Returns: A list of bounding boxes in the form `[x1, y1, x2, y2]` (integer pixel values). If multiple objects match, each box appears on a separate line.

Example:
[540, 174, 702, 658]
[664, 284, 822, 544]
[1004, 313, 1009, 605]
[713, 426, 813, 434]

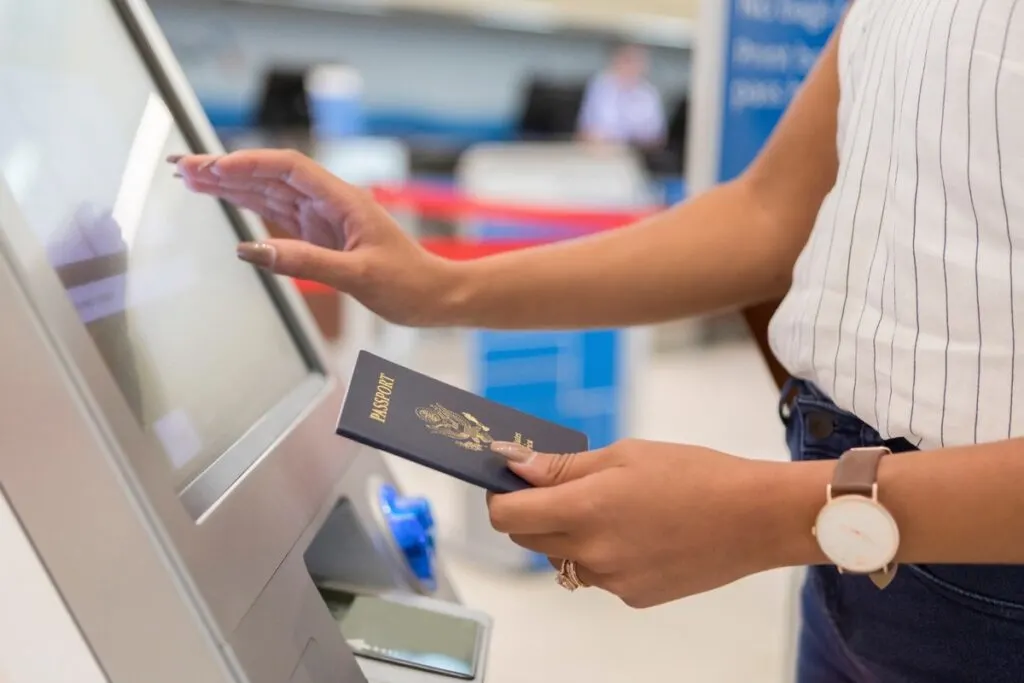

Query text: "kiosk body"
[0, 1, 483, 681]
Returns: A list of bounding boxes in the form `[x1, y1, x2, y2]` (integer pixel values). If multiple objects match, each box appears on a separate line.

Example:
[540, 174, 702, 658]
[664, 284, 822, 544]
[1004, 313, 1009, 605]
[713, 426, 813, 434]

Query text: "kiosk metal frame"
[0, 1, 470, 681]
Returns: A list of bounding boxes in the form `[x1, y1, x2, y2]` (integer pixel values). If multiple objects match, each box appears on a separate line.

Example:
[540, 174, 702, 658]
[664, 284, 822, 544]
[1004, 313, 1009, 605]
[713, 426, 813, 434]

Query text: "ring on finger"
[557, 559, 589, 591]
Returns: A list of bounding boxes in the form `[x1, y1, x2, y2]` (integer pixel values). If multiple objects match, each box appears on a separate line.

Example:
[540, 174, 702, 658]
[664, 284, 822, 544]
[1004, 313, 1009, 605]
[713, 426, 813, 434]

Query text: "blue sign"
[718, 0, 846, 182]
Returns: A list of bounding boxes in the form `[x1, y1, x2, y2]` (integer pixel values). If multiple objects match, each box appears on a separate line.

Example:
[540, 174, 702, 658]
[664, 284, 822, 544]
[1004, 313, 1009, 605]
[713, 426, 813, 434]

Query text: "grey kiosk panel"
[0, 0, 488, 681]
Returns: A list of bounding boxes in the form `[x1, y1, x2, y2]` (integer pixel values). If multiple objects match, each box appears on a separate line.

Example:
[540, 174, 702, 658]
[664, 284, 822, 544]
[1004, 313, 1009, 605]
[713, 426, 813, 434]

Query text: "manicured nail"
[237, 242, 277, 269]
[491, 441, 536, 464]
[166, 154, 183, 163]
[172, 171, 183, 179]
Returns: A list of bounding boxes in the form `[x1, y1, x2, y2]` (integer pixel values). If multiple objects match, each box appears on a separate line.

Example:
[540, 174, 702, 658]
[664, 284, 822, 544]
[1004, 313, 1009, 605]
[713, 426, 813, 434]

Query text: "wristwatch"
[812, 446, 900, 589]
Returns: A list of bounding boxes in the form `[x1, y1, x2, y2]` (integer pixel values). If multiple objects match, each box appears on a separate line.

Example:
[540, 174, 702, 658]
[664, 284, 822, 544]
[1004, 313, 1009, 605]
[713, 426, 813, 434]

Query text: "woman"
[173, 1, 1024, 679]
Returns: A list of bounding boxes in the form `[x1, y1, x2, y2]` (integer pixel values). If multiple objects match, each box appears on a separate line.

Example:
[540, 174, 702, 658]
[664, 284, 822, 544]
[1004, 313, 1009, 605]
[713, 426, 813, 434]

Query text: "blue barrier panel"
[717, 0, 846, 182]
[469, 222, 626, 452]
[465, 220, 628, 571]
[660, 178, 687, 206]
[472, 328, 622, 450]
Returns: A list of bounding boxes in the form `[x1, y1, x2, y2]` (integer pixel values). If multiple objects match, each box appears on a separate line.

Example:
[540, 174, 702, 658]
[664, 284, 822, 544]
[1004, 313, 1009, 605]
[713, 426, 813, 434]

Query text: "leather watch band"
[831, 446, 887, 498]
[831, 447, 898, 589]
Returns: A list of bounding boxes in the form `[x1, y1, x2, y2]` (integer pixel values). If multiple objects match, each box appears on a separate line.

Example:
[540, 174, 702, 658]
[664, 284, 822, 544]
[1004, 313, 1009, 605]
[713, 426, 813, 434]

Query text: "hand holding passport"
[337, 351, 589, 493]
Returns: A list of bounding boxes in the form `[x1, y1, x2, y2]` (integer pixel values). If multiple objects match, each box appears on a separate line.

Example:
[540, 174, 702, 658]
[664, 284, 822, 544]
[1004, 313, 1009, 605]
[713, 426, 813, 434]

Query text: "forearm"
[764, 440, 1024, 569]
[437, 22, 845, 331]
[439, 179, 800, 330]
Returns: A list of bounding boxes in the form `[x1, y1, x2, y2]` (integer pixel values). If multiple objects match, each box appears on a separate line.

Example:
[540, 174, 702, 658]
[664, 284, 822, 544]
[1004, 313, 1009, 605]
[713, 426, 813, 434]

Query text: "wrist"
[745, 460, 834, 570]
[431, 257, 476, 327]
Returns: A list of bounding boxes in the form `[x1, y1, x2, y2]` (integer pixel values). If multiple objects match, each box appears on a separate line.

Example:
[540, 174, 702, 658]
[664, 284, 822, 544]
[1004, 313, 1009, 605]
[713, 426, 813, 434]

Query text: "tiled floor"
[371, 326, 802, 683]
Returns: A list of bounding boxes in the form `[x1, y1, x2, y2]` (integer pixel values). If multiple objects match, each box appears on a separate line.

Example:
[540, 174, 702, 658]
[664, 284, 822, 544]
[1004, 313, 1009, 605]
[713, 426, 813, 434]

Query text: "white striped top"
[768, 0, 1024, 450]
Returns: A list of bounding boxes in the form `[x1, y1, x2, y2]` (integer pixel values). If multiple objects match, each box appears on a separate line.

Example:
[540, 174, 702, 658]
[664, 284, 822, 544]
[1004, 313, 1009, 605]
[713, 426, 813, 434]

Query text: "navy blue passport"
[336, 350, 589, 493]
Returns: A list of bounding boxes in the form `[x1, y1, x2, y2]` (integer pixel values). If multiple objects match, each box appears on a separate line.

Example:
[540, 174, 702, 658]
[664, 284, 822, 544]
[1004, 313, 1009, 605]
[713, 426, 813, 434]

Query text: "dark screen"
[327, 594, 481, 680]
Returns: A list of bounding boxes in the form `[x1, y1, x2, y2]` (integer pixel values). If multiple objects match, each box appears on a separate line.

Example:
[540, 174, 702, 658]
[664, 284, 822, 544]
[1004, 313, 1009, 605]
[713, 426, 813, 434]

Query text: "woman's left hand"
[487, 439, 818, 608]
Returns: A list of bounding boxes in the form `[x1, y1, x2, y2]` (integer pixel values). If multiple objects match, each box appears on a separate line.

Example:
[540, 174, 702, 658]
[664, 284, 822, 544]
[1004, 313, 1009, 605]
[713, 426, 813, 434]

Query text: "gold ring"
[557, 559, 585, 591]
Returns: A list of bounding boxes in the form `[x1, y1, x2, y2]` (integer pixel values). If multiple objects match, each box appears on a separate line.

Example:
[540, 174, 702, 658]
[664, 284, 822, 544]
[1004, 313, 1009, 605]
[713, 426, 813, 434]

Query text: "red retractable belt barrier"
[370, 183, 660, 233]
[291, 183, 662, 295]
[292, 239, 549, 295]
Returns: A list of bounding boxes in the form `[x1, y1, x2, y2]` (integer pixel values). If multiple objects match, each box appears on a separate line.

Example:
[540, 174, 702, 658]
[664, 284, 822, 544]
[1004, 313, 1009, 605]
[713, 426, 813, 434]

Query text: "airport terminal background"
[0, 0, 842, 681]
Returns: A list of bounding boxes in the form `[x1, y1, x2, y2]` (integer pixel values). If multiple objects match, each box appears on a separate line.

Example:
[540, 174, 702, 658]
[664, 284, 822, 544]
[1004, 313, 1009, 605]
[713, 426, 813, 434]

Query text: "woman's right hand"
[171, 149, 461, 327]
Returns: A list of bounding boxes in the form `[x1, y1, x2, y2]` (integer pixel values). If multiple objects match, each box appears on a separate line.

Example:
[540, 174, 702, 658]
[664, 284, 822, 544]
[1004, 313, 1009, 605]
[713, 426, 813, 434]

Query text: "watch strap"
[831, 447, 898, 588]
[831, 446, 888, 498]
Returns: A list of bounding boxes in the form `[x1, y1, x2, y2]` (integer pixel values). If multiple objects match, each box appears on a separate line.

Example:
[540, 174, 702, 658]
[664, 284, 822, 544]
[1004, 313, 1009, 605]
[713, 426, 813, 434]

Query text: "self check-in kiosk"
[0, 1, 490, 681]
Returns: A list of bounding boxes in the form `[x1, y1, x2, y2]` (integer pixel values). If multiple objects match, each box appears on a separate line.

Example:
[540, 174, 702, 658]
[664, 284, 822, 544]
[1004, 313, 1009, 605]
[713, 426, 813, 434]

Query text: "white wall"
[150, 0, 691, 126]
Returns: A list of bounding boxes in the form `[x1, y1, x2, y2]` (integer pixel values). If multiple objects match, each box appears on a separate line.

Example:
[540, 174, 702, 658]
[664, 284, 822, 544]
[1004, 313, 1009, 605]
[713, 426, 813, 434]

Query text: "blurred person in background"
[575, 43, 666, 148]
[172, 1, 1024, 679]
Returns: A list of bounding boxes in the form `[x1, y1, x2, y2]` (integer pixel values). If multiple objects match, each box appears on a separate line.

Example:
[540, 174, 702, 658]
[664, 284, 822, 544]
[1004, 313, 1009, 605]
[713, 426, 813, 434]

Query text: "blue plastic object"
[378, 484, 437, 591]
[309, 96, 365, 139]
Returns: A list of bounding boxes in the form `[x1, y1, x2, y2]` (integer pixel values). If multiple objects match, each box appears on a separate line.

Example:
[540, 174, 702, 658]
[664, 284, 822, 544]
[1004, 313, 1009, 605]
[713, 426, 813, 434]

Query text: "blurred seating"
[514, 76, 689, 177]
[245, 66, 689, 181]
[640, 94, 689, 176]
[667, 95, 690, 159]
[255, 68, 311, 134]
[514, 76, 587, 141]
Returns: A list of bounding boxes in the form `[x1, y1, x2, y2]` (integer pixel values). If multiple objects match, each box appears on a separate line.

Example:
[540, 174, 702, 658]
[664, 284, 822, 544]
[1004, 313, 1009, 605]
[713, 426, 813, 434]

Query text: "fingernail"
[237, 242, 276, 269]
[491, 441, 535, 464]
[172, 171, 183, 179]
[166, 154, 183, 163]
[198, 157, 220, 172]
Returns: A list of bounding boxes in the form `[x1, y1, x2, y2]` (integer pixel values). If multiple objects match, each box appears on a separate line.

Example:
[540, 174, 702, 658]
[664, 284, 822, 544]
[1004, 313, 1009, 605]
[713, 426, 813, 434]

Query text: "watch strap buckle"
[870, 563, 898, 589]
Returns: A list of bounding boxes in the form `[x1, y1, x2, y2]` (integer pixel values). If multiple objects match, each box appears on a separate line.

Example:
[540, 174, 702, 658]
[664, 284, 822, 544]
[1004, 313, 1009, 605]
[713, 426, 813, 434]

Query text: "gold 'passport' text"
[369, 373, 396, 424]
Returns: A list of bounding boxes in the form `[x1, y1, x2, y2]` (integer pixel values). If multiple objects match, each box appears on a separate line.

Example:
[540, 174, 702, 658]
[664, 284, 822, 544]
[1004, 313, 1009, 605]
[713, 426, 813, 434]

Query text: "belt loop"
[779, 378, 800, 423]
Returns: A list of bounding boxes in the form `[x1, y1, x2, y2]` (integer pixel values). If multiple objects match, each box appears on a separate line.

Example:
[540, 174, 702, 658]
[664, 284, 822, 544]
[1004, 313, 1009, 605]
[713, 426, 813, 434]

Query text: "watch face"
[815, 495, 899, 573]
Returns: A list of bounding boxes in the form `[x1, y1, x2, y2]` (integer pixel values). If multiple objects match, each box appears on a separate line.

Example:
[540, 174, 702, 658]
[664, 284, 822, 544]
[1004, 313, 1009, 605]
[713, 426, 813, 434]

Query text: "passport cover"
[336, 350, 589, 493]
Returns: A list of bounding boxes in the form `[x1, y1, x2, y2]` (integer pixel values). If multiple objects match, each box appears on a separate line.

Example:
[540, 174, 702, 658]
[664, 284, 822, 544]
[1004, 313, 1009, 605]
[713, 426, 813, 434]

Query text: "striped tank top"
[768, 0, 1024, 449]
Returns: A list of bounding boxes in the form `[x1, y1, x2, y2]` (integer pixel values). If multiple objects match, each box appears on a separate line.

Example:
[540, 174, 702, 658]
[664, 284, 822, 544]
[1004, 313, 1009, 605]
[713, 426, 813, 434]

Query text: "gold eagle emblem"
[415, 403, 494, 451]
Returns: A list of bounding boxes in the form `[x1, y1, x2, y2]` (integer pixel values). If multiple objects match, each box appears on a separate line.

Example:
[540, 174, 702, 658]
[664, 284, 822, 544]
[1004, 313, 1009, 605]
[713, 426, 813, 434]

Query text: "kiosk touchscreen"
[0, 1, 488, 682]
[0, 0, 318, 519]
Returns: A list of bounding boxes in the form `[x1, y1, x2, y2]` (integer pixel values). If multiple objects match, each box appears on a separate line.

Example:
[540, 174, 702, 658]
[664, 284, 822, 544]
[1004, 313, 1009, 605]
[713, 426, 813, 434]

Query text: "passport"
[336, 350, 589, 493]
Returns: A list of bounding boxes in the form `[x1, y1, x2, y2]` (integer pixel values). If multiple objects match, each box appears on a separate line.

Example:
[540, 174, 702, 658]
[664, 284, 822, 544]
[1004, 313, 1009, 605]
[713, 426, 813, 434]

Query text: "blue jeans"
[782, 380, 1024, 683]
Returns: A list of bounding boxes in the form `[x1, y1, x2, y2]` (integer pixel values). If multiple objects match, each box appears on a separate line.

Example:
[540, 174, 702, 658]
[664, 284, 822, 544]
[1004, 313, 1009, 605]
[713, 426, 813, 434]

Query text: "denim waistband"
[779, 378, 916, 454]
[780, 378, 1024, 614]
